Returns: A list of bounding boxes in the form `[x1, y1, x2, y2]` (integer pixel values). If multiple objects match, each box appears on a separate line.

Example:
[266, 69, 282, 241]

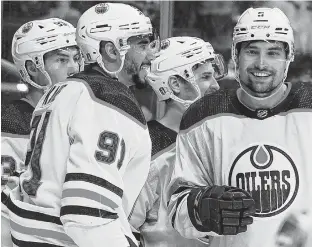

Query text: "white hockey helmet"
[76, 2, 154, 77]
[231, 7, 295, 81]
[12, 18, 79, 91]
[146, 37, 227, 106]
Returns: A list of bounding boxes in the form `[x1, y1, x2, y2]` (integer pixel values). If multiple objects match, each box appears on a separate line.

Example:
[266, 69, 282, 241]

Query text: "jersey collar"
[232, 82, 293, 119]
[89, 65, 118, 81]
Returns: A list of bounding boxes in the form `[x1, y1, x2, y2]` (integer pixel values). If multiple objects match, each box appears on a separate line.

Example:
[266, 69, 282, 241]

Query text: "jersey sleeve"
[1, 135, 28, 238]
[129, 160, 160, 230]
[167, 125, 215, 240]
[59, 87, 135, 247]
[1, 134, 28, 189]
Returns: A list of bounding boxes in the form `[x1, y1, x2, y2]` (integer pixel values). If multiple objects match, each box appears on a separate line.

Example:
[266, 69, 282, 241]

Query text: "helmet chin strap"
[97, 46, 129, 79]
[169, 79, 201, 108]
[24, 67, 52, 92]
[39, 68, 54, 92]
[283, 60, 291, 83]
[239, 81, 285, 104]
[170, 94, 194, 108]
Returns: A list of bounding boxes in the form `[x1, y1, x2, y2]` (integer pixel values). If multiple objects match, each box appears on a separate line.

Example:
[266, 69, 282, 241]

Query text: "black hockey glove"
[187, 185, 256, 235]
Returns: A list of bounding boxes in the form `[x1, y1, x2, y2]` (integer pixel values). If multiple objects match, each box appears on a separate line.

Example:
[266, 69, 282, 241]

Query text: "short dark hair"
[176, 75, 188, 84]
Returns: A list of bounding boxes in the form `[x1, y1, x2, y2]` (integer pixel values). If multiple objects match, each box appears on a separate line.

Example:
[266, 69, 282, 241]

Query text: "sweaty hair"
[176, 75, 188, 84]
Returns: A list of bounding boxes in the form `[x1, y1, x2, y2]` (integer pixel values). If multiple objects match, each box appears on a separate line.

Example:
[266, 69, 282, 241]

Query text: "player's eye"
[140, 43, 149, 50]
[246, 49, 258, 55]
[73, 55, 81, 63]
[57, 58, 69, 63]
[267, 51, 281, 57]
[192, 63, 200, 71]
[202, 73, 212, 79]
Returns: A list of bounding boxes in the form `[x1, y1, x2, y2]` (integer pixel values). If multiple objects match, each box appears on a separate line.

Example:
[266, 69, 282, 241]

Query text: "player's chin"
[249, 87, 272, 98]
[247, 81, 274, 97]
[205, 86, 219, 95]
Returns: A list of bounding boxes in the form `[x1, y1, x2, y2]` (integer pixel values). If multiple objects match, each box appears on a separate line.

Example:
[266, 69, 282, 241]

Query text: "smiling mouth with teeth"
[251, 72, 271, 77]
[140, 64, 150, 70]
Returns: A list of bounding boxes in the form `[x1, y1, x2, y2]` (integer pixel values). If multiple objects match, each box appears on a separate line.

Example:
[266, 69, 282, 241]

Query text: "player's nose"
[145, 41, 160, 62]
[205, 78, 220, 95]
[67, 59, 80, 77]
[254, 53, 268, 70]
[211, 79, 220, 91]
[145, 51, 156, 62]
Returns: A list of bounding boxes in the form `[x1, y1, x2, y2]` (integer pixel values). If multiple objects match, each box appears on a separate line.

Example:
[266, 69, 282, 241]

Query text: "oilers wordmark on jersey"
[228, 144, 299, 218]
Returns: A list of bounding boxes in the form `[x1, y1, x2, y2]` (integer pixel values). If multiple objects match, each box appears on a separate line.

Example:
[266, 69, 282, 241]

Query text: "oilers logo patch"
[95, 3, 109, 14]
[228, 144, 299, 218]
[161, 39, 170, 50]
[22, 22, 33, 34]
[53, 21, 69, 27]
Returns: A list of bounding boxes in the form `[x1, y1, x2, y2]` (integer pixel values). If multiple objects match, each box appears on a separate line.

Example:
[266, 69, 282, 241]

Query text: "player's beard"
[124, 57, 147, 89]
[132, 74, 146, 89]
[243, 67, 280, 97]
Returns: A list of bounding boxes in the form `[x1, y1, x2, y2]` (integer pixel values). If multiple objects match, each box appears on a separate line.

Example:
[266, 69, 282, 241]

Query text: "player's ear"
[168, 75, 181, 94]
[25, 60, 39, 77]
[100, 41, 118, 62]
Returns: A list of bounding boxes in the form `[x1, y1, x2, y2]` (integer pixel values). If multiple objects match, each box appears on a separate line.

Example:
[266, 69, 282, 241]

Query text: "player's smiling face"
[238, 40, 287, 98]
[192, 61, 220, 96]
[124, 35, 158, 89]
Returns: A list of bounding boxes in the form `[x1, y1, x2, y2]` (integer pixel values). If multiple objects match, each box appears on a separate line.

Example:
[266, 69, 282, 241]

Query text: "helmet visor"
[127, 28, 160, 55]
[212, 54, 228, 80]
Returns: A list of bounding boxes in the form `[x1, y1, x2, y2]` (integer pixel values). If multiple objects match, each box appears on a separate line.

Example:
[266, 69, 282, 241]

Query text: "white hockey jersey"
[129, 120, 209, 247]
[1, 99, 34, 188]
[5, 68, 151, 247]
[168, 82, 312, 247]
[1, 99, 34, 247]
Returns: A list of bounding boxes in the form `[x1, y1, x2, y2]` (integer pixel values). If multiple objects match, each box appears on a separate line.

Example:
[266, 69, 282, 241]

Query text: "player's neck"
[158, 101, 185, 133]
[25, 86, 45, 108]
[92, 64, 134, 87]
[237, 83, 288, 110]
[117, 70, 135, 87]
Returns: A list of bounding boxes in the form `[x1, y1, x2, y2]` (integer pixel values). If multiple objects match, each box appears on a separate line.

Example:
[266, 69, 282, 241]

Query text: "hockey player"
[1, 18, 81, 247]
[2, 18, 81, 187]
[168, 7, 312, 247]
[129, 36, 227, 246]
[3, 3, 157, 247]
